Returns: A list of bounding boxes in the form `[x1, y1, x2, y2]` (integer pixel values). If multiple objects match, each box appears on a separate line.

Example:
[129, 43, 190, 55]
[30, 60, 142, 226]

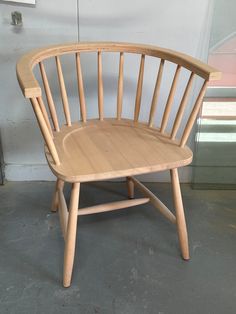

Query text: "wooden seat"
[16, 42, 221, 287]
[47, 119, 192, 182]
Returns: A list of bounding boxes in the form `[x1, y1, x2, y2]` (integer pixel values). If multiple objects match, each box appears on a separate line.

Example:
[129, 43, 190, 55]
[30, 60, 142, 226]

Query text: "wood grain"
[46, 119, 193, 183]
[17, 42, 221, 98]
[78, 198, 149, 216]
[16, 42, 221, 288]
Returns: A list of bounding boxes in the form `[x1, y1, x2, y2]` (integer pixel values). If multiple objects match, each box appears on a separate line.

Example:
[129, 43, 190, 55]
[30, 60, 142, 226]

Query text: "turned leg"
[126, 176, 134, 199]
[63, 182, 80, 287]
[51, 179, 64, 212]
[170, 168, 190, 260]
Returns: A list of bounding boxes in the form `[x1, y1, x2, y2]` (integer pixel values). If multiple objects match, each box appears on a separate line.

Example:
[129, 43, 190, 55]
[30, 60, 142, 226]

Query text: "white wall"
[0, 0, 212, 181]
[0, 0, 78, 180]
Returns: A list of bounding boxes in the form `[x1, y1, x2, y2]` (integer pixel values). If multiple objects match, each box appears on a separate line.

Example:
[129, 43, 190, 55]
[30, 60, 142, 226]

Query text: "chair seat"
[46, 119, 193, 182]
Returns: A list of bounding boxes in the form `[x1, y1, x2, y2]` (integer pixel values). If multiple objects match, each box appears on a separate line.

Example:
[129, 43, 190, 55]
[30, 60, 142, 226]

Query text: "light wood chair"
[16, 42, 220, 287]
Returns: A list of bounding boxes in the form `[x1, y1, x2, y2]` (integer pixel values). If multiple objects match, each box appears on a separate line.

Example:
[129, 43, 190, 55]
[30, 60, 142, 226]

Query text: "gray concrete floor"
[0, 181, 236, 314]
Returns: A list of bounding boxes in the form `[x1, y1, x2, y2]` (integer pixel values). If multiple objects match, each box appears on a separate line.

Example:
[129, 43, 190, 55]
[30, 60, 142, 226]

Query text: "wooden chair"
[16, 42, 220, 287]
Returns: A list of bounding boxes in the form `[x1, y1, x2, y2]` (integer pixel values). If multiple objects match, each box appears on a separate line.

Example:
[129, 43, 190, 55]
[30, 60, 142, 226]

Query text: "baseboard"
[4, 163, 192, 183]
[5, 164, 56, 181]
[137, 167, 192, 183]
[192, 183, 236, 190]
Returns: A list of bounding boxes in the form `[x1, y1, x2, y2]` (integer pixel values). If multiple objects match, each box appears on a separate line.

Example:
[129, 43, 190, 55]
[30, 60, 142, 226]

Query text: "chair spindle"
[117, 52, 124, 120]
[97, 51, 104, 120]
[37, 96, 53, 136]
[171, 72, 195, 140]
[134, 54, 145, 122]
[148, 59, 165, 127]
[76, 53, 87, 122]
[180, 80, 208, 147]
[31, 97, 60, 165]
[39, 62, 60, 132]
[160, 64, 181, 133]
[55, 56, 71, 126]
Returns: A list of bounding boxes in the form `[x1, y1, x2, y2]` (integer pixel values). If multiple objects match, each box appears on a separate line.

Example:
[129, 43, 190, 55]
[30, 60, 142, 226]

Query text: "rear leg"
[51, 179, 65, 212]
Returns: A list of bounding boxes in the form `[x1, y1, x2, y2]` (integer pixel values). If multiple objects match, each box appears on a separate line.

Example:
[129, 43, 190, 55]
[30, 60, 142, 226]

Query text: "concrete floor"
[0, 181, 236, 314]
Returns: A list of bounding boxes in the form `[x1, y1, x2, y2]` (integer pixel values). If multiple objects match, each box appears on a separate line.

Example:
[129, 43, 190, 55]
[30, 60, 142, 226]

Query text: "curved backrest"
[16, 42, 221, 165]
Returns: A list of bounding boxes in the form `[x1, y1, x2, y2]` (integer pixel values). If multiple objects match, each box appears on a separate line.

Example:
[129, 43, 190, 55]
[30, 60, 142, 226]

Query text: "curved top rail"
[16, 41, 221, 98]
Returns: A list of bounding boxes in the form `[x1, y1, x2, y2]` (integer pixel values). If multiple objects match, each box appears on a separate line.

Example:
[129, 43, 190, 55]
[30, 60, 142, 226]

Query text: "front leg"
[170, 168, 190, 260]
[63, 182, 80, 287]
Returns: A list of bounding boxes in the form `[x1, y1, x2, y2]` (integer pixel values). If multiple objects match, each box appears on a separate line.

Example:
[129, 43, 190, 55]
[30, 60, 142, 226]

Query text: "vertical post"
[97, 51, 104, 120]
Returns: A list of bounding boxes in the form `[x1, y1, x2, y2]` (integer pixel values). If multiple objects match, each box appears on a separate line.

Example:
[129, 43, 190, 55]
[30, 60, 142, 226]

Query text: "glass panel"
[208, 0, 236, 87]
[192, 101, 236, 189]
[193, 0, 236, 189]
[0, 132, 4, 185]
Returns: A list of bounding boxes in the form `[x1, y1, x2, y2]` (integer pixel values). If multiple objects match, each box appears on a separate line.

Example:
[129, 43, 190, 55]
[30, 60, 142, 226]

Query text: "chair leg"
[170, 168, 190, 260]
[63, 182, 80, 287]
[51, 179, 64, 212]
[126, 176, 134, 199]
